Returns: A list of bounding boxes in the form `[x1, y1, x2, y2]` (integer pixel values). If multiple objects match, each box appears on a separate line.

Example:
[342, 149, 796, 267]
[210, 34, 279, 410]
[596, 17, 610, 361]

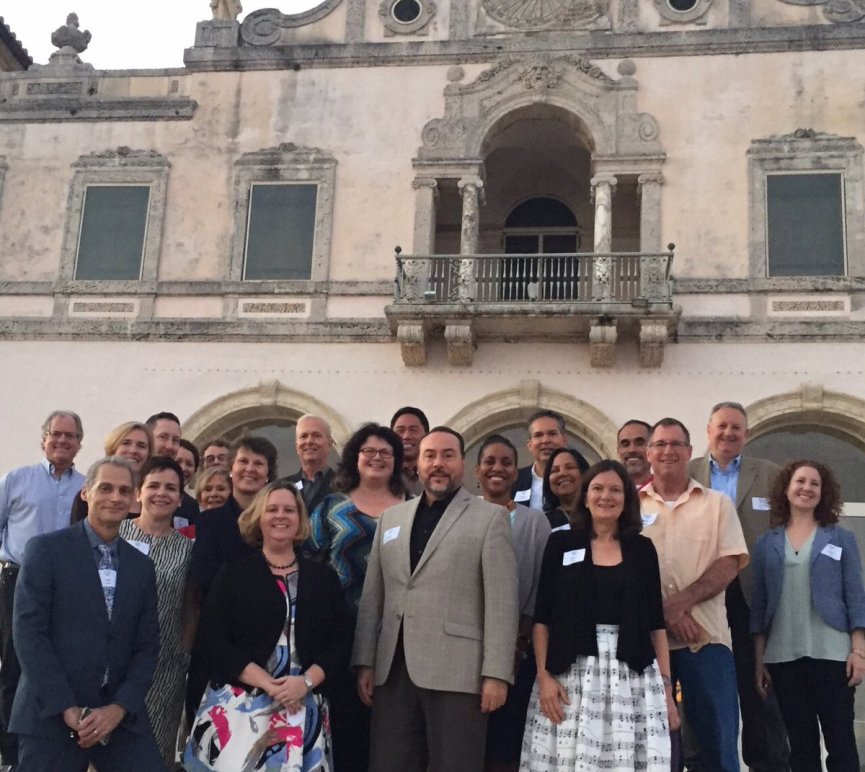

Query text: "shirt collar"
[709, 454, 742, 473]
[82, 518, 119, 550]
[41, 457, 77, 478]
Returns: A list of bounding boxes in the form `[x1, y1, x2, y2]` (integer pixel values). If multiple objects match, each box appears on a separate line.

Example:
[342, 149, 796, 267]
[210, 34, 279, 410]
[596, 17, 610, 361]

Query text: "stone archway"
[445, 379, 617, 459]
[182, 380, 350, 448]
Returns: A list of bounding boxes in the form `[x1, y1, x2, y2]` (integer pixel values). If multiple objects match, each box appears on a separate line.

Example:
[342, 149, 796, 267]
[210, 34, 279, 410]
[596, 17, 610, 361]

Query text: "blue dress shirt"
[709, 454, 741, 503]
[0, 459, 85, 564]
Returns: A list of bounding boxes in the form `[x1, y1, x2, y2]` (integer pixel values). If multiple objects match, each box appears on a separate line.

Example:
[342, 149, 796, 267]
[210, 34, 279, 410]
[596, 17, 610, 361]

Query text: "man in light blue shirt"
[0, 410, 85, 768]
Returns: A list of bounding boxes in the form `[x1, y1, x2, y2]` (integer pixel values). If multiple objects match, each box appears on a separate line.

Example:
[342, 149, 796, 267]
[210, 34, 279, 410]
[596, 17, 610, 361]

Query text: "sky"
[4, 0, 319, 69]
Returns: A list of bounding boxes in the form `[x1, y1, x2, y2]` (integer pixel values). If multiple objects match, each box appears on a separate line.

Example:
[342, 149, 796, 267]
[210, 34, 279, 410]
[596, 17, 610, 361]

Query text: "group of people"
[0, 401, 863, 772]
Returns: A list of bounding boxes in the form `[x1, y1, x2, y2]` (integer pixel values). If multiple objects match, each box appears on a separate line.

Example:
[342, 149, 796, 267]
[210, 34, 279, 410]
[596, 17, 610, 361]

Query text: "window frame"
[230, 145, 336, 284]
[748, 131, 865, 279]
[59, 148, 170, 284]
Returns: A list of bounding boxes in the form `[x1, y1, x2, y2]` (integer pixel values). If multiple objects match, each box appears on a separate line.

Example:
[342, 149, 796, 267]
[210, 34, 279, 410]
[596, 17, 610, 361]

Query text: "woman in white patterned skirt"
[521, 459, 679, 771]
[120, 455, 194, 767]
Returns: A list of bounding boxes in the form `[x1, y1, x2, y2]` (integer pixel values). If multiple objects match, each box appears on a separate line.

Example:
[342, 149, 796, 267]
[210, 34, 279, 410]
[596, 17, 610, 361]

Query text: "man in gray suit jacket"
[353, 427, 519, 772]
[688, 402, 788, 772]
[10, 457, 164, 772]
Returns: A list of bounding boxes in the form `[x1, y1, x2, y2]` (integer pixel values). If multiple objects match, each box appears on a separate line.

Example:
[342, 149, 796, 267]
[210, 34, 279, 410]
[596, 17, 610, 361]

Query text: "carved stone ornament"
[482, 0, 607, 29]
[240, 1, 344, 45]
[51, 13, 91, 53]
[211, 0, 243, 21]
[654, 0, 713, 25]
[417, 55, 662, 162]
[775, 0, 865, 22]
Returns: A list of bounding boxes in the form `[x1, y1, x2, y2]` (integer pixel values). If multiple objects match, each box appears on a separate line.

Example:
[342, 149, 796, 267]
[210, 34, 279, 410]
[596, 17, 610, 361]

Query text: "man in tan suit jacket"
[353, 427, 518, 772]
[688, 401, 788, 772]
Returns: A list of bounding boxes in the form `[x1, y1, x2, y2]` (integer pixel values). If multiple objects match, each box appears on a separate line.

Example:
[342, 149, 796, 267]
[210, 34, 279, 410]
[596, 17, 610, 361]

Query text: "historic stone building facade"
[2, 0, 865, 505]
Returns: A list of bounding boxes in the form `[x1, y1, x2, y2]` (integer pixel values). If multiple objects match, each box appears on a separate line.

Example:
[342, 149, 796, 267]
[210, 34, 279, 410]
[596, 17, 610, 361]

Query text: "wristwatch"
[303, 674, 314, 693]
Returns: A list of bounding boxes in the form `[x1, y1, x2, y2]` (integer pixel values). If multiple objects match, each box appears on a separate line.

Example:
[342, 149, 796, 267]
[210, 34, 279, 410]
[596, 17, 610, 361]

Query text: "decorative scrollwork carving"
[824, 0, 865, 22]
[240, 2, 344, 45]
[482, 0, 605, 28]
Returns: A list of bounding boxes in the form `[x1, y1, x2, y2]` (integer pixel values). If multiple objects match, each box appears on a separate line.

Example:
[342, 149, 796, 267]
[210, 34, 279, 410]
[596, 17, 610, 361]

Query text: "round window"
[392, 0, 423, 24]
[668, 0, 698, 10]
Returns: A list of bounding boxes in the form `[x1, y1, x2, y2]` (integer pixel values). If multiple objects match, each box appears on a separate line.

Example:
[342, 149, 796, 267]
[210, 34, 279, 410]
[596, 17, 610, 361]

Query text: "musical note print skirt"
[520, 624, 671, 771]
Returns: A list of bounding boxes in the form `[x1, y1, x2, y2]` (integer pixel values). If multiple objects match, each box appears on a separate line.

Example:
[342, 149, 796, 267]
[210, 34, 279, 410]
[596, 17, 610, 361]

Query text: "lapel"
[767, 527, 785, 564]
[397, 497, 422, 581]
[73, 523, 112, 628]
[810, 526, 832, 568]
[735, 458, 757, 509]
[411, 488, 471, 577]
[693, 457, 711, 487]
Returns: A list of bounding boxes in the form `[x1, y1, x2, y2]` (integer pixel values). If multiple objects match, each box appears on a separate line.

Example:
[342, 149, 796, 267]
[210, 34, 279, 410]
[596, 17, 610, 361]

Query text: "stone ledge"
[0, 97, 197, 123]
[0, 279, 393, 295]
[676, 277, 865, 293]
[183, 24, 865, 71]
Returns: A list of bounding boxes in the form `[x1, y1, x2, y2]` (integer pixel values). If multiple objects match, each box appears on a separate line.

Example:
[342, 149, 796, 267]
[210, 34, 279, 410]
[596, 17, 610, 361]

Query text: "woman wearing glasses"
[302, 422, 405, 772]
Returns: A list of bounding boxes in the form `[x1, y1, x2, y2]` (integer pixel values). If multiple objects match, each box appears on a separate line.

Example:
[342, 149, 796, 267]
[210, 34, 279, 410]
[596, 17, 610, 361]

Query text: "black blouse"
[534, 529, 664, 674]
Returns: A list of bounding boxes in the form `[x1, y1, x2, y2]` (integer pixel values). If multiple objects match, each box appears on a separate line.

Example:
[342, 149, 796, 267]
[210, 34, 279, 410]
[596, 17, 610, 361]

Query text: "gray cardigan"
[750, 524, 865, 636]
[510, 502, 551, 617]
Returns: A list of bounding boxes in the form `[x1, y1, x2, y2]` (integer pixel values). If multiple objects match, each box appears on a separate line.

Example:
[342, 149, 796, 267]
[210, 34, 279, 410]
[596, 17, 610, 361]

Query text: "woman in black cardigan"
[520, 460, 678, 771]
[183, 480, 350, 771]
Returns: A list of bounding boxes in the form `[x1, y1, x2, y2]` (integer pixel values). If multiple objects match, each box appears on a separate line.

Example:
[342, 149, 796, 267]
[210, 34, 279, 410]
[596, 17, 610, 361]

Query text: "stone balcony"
[385, 247, 681, 367]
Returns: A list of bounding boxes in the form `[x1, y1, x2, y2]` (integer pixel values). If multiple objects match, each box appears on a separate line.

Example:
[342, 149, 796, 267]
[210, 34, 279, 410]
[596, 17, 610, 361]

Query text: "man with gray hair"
[10, 456, 163, 770]
[688, 401, 788, 772]
[287, 414, 335, 513]
[0, 410, 85, 768]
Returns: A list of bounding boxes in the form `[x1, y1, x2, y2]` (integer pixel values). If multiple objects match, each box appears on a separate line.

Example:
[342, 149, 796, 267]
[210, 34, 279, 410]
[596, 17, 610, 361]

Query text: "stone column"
[638, 173, 663, 253]
[457, 177, 483, 302]
[402, 177, 438, 302]
[591, 174, 617, 301]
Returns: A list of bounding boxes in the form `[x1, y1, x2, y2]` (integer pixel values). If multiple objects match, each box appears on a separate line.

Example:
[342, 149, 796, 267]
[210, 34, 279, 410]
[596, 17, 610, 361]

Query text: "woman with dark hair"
[184, 480, 350, 771]
[302, 422, 404, 772]
[119, 455, 193, 766]
[752, 460, 865, 772]
[475, 434, 550, 772]
[541, 446, 590, 529]
[521, 459, 677, 771]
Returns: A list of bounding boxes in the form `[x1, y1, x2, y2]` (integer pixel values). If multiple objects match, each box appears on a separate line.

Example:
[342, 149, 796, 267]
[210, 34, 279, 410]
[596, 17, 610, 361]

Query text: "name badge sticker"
[513, 489, 531, 502]
[295, 479, 304, 490]
[383, 526, 401, 545]
[752, 497, 770, 511]
[127, 540, 151, 556]
[641, 513, 658, 527]
[99, 569, 117, 589]
[550, 523, 571, 533]
[173, 517, 189, 530]
[562, 549, 586, 566]
[822, 543, 843, 561]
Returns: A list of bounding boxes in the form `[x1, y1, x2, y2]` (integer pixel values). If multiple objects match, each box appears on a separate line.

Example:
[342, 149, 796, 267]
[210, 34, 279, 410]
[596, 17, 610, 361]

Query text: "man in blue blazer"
[10, 456, 164, 771]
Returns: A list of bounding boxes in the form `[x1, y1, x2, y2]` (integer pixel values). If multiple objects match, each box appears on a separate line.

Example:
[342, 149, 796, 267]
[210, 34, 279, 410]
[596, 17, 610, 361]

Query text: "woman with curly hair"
[751, 459, 865, 772]
[302, 422, 405, 772]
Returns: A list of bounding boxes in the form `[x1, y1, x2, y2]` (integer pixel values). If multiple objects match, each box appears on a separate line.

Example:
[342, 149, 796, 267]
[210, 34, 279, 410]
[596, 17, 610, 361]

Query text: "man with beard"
[353, 427, 518, 772]
[512, 410, 567, 510]
[616, 419, 652, 488]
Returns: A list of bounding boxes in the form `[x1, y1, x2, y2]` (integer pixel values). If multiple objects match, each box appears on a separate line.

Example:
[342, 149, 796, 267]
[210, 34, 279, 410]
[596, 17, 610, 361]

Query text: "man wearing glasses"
[639, 418, 749, 772]
[0, 411, 86, 769]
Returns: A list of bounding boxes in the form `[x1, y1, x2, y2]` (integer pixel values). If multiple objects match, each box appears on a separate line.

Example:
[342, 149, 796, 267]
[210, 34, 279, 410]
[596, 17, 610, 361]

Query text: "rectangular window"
[74, 185, 150, 280]
[767, 173, 845, 277]
[244, 183, 317, 280]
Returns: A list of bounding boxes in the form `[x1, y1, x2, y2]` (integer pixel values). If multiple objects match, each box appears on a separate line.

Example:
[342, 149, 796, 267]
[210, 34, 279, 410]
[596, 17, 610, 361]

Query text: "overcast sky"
[5, 1, 318, 69]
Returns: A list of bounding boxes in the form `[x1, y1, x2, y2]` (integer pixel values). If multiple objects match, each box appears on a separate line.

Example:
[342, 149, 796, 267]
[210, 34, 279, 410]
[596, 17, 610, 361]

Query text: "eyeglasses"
[46, 430, 79, 441]
[649, 441, 690, 450]
[360, 447, 394, 460]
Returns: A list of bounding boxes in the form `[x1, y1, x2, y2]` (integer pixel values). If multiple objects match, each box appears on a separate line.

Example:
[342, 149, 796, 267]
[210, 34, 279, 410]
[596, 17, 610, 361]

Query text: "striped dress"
[119, 519, 193, 765]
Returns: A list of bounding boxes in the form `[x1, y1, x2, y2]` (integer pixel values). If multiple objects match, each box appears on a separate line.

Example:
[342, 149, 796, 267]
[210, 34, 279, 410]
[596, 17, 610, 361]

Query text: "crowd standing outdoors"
[0, 401, 863, 771]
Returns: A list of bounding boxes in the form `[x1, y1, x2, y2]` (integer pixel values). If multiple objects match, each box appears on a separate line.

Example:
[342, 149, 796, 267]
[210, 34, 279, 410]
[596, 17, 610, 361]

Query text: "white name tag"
[126, 540, 150, 556]
[513, 489, 531, 502]
[551, 523, 570, 533]
[173, 516, 189, 530]
[295, 479, 304, 490]
[641, 513, 658, 527]
[383, 526, 400, 545]
[99, 569, 117, 589]
[562, 549, 586, 566]
[752, 497, 770, 511]
[822, 544, 842, 561]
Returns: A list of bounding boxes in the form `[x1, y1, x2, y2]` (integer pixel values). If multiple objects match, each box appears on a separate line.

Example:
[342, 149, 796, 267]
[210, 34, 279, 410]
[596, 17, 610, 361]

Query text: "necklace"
[264, 553, 297, 571]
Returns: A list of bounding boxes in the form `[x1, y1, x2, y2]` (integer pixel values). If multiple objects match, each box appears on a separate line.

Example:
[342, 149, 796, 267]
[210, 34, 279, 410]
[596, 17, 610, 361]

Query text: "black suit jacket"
[511, 465, 534, 503]
[535, 528, 664, 674]
[197, 553, 351, 697]
[189, 496, 253, 599]
[10, 523, 160, 738]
